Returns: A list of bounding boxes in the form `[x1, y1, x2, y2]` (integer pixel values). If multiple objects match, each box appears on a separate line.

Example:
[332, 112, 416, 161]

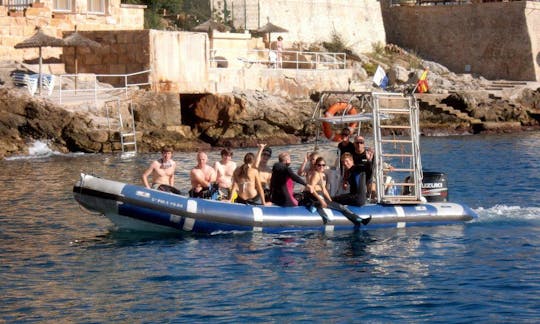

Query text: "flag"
[372, 65, 388, 89]
[416, 68, 429, 93]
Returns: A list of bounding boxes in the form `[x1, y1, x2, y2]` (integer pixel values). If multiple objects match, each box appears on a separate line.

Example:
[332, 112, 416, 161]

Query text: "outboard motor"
[422, 171, 448, 202]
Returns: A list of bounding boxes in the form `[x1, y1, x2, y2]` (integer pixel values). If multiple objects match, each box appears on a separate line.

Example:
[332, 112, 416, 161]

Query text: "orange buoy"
[322, 102, 358, 141]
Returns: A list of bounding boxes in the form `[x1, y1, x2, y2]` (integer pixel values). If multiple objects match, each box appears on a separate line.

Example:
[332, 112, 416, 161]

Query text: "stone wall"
[62, 30, 150, 86]
[0, 0, 144, 64]
[150, 30, 210, 93]
[215, 0, 386, 54]
[210, 67, 353, 98]
[382, 1, 540, 81]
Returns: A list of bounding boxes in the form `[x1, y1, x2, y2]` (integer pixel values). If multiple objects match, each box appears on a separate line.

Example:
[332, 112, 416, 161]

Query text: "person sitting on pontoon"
[332, 152, 367, 207]
[229, 153, 269, 206]
[142, 146, 180, 194]
[297, 151, 320, 179]
[255, 144, 273, 200]
[352, 135, 376, 199]
[189, 151, 216, 198]
[214, 148, 237, 199]
[270, 152, 313, 207]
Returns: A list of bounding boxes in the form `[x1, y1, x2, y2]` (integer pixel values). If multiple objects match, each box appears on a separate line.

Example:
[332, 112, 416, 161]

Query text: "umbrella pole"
[38, 47, 42, 96]
[75, 47, 78, 94]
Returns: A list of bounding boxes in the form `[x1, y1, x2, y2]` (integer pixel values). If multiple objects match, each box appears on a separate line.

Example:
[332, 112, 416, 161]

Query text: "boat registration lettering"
[150, 197, 184, 209]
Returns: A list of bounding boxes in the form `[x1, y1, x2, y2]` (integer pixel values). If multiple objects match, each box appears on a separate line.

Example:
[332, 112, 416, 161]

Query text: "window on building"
[88, 0, 107, 14]
[53, 0, 73, 12]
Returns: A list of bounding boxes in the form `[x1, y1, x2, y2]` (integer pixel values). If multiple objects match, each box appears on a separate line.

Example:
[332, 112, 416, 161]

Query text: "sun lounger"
[12, 73, 55, 96]
[12, 72, 38, 96]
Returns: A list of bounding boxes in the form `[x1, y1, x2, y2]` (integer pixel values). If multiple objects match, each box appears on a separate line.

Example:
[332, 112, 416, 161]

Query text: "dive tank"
[422, 171, 448, 202]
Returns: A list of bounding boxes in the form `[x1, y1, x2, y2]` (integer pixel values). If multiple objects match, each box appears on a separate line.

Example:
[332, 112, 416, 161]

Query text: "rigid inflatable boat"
[73, 92, 478, 234]
[73, 173, 476, 234]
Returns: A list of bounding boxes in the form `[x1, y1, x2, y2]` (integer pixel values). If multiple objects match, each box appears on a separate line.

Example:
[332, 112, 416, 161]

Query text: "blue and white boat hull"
[74, 174, 477, 234]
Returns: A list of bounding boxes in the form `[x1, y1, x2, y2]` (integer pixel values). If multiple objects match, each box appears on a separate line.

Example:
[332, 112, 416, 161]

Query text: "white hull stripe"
[395, 206, 406, 228]
[253, 207, 263, 232]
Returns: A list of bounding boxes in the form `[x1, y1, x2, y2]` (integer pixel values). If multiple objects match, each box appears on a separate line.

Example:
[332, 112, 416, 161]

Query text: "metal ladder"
[105, 99, 137, 156]
[371, 92, 423, 204]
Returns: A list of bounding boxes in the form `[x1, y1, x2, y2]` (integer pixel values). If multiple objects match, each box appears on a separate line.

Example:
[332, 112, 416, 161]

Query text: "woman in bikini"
[229, 153, 269, 205]
[304, 157, 332, 208]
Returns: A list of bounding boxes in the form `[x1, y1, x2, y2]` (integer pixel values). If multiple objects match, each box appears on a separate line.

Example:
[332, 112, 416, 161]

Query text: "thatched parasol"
[254, 19, 288, 48]
[255, 21, 289, 34]
[14, 27, 66, 95]
[63, 26, 101, 90]
[192, 19, 231, 33]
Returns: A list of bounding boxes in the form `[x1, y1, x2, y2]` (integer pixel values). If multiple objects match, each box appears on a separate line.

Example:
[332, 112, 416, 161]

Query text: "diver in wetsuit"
[270, 152, 313, 207]
[332, 152, 371, 225]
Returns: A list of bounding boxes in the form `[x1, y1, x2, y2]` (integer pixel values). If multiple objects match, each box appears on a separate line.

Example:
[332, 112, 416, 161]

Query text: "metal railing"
[1, 0, 35, 11]
[210, 48, 347, 70]
[57, 69, 151, 106]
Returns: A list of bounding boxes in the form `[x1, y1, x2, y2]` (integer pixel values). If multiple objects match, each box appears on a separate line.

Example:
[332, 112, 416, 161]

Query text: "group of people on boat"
[141, 136, 376, 225]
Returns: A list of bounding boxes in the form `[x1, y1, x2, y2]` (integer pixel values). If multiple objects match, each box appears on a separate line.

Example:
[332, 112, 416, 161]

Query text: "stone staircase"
[484, 80, 529, 92]
[415, 93, 482, 125]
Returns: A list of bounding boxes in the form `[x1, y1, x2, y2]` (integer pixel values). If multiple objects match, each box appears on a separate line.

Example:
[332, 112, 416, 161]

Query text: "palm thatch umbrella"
[255, 20, 288, 45]
[192, 19, 231, 33]
[63, 26, 101, 91]
[14, 27, 66, 95]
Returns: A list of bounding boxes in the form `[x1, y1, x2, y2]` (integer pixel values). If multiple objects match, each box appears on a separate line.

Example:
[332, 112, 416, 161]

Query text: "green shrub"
[372, 42, 385, 56]
[363, 62, 377, 75]
[322, 31, 347, 53]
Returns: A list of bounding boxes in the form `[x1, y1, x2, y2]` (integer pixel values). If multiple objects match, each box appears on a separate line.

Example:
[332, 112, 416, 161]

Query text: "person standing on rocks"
[189, 151, 216, 198]
[142, 146, 180, 193]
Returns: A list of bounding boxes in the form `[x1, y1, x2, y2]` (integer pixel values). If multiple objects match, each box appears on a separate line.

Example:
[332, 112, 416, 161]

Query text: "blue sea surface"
[0, 132, 539, 322]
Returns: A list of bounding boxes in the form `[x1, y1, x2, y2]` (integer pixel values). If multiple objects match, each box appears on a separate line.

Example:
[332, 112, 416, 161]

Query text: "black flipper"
[316, 207, 330, 224]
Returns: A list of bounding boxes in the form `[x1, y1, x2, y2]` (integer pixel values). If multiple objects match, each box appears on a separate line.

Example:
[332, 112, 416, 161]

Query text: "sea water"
[0, 133, 539, 322]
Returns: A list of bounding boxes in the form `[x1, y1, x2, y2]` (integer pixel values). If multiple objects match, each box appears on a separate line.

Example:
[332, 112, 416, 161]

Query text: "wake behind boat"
[73, 91, 477, 234]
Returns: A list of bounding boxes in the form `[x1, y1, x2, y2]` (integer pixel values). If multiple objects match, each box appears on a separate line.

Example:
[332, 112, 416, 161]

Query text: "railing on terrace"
[57, 70, 151, 107]
[1, 0, 35, 11]
[210, 48, 347, 70]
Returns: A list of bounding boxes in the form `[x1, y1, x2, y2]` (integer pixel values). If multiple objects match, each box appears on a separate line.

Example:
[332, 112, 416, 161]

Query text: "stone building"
[0, 0, 145, 64]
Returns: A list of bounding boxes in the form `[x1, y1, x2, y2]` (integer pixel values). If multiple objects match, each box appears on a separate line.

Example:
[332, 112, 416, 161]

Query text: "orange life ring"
[322, 102, 358, 141]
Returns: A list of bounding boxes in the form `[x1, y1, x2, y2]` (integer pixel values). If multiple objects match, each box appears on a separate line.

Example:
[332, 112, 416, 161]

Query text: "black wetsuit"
[270, 162, 308, 207]
[353, 150, 374, 184]
[332, 165, 367, 207]
[338, 141, 355, 157]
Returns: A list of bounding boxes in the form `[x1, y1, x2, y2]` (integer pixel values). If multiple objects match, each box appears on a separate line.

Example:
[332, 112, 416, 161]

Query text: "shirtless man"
[214, 148, 237, 199]
[189, 151, 216, 198]
[255, 143, 272, 190]
[229, 153, 269, 205]
[142, 146, 177, 190]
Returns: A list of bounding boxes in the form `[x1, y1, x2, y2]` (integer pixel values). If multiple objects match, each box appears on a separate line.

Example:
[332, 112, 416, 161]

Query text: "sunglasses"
[355, 141, 365, 144]
[262, 153, 271, 157]
[316, 163, 326, 167]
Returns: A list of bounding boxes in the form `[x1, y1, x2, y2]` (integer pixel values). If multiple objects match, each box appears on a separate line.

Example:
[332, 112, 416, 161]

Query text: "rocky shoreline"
[1, 53, 540, 159]
[1, 83, 539, 160]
